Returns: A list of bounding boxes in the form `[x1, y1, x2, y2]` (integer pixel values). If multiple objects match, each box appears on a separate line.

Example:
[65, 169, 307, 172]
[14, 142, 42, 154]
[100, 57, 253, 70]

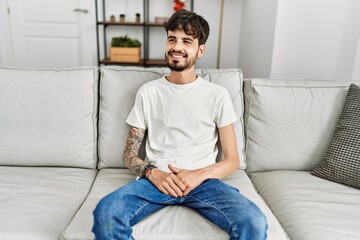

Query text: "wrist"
[143, 165, 157, 179]
[200, 167, 213, 180]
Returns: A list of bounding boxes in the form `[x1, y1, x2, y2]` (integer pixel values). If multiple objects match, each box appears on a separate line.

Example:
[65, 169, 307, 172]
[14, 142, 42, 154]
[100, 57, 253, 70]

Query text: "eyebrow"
[167, 36, 194, 42]
[182, 37, 194, 42]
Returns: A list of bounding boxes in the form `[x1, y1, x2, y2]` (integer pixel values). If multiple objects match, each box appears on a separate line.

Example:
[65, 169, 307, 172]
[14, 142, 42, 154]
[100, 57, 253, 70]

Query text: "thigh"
[186, 179, 250, 208]
[184, 179, 261, 231]
[95, 178, 175, 226]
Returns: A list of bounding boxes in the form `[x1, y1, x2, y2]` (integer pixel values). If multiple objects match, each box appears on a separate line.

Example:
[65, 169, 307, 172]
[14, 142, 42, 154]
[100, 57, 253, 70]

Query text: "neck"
[166, 67, 197, 84]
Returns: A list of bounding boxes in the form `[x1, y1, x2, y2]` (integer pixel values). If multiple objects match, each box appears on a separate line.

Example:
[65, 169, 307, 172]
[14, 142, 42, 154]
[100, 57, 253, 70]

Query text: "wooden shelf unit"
[95, 0, 194, 67]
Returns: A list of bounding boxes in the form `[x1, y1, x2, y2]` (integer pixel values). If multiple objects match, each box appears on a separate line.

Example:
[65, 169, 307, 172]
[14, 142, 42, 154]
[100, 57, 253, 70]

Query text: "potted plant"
[110, 35, 141, 62]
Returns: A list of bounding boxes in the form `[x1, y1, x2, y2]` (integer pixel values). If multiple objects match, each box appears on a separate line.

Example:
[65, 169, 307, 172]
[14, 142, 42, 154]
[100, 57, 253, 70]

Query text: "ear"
[197, 44, 205, 59]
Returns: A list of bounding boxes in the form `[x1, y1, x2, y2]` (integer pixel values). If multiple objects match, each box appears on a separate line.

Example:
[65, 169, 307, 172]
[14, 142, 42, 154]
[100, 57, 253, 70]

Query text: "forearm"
[201, 124, 240, 180]
[123, 154, 149, 177]
[201, 157, 240, 180]
[122, 127, 148, 177]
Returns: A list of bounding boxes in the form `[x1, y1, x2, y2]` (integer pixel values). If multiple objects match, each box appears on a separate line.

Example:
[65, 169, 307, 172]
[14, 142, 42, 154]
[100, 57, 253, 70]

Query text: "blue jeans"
[92, 178, 267, 240]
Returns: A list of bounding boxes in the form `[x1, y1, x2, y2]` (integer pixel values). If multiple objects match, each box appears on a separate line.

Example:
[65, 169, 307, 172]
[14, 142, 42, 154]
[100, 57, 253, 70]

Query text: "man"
[93, 9, 267, 240]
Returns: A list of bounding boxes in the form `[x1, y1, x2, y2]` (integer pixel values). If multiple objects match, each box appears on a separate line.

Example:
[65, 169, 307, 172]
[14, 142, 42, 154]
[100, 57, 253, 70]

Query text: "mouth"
[168, 51, 187, 60]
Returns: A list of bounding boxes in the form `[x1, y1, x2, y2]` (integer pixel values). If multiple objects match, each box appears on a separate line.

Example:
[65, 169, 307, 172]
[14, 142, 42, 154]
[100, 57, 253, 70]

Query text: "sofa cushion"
[98, 66, 246, 169]
[0, 66, 99, 168]
[312, 84, 360, 188]
[62, 169, 288, 240]
[244, 78, 358, 173]
[0, 166, 96, 240]
[249, 171, 360, 240]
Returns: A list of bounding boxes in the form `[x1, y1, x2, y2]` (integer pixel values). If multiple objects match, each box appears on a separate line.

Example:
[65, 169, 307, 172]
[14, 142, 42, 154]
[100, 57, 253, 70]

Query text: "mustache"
[168, 49, 187, 57]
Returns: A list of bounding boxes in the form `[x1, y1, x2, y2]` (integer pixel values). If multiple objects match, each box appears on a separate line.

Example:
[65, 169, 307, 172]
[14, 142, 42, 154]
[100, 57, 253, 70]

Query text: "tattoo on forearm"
[123, 127, 148, 176]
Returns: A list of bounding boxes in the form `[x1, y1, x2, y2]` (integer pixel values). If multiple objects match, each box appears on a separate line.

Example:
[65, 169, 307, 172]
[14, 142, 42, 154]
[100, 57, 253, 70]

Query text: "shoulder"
[198, 77, 229, 98]
[137, 77, 164, 95]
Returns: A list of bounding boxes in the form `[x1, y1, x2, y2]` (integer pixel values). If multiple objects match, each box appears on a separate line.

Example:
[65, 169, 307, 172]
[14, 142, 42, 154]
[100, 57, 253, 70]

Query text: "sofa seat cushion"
[62, 169, 288, 240]
[0, 166, 96, 240]
[249, 170, 360, 240]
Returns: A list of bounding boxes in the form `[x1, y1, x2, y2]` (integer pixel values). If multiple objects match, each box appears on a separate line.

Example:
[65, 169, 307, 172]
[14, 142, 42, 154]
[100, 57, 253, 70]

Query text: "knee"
[233, 204, 268, 240]
[93, 194, 116, 223]
[239, 204, 268, 239]
[247, 209, 267, 237]
[93, 191, 129, 221]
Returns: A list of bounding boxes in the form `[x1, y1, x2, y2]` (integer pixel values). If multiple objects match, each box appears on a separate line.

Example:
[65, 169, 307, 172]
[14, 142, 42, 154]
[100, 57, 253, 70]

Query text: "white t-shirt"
[126, 76, 237, 172]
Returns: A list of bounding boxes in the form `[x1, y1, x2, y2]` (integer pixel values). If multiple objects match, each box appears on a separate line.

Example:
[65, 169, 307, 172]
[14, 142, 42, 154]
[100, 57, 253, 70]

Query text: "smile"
[169, 51, 187, 59]
[171, 54, 185, 59]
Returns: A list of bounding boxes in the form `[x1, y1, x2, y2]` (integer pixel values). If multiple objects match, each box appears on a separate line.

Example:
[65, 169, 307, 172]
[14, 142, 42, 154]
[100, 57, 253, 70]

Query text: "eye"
[183, 39, 193, 45]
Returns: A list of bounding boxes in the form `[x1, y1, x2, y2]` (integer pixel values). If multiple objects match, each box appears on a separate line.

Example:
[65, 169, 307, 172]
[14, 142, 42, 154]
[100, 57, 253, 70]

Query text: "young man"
[93, 10, 267, 240]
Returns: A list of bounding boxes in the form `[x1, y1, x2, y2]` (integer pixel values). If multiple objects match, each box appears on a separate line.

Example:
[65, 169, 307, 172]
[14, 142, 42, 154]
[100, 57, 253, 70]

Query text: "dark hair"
[164, 10, 210, 45]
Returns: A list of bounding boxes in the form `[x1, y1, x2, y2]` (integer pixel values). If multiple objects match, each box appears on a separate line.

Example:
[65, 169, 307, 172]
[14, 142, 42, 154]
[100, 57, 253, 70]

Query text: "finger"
[183, 187, 192, 196]
[170, 174, 186, 191]
[158, 186, 170, 196]
[168, 164, 181, 174]
[164, 184, 179, 198]
[168, 179, 184, 197]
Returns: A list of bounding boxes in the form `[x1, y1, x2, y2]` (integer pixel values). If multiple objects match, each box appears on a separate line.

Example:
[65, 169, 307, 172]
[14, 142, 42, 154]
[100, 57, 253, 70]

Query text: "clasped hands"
[148, 164, 207, 198]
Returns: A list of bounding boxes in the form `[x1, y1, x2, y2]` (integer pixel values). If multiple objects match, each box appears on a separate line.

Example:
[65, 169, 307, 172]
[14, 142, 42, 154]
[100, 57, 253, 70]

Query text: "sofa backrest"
[244, 78, 358, 173]
[0, 66, 99, 168]
[98, 66, 246, 170]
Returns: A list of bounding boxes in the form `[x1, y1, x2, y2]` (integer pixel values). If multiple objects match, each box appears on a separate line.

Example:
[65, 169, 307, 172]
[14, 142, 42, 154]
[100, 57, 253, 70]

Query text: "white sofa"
[0, 66, 359, 240]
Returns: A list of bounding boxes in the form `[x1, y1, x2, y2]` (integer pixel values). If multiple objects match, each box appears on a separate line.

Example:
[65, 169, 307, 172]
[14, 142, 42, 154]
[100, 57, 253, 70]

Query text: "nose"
[172, 41, 183, 51]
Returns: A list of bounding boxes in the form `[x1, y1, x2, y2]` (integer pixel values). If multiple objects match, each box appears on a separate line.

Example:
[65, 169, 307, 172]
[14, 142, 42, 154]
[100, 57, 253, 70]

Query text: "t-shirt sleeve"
[215, 89, 238, 128]
[126, 88, 147, 129]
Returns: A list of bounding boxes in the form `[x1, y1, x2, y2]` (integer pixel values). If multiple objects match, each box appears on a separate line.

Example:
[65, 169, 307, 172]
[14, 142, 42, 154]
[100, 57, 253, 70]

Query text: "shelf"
[100, 58, 144, 65]
[98, 21, 143, 26]
[97, 21, 165, 27]
[146, 22, 166, 27]
[100, 58, 166, 66]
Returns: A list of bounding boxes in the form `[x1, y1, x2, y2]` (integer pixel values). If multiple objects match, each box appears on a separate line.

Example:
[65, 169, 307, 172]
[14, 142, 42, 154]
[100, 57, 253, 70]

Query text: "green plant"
[111, 36, 141, 48]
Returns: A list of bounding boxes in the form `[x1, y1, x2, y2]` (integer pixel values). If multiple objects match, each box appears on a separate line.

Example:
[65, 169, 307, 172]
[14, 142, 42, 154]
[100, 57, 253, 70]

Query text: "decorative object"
[312, 83, 360, 189]
[173, 0, 187, 11]
[155, 16, 168, 24]
[135, 13, 141, 23]
[110, 15, 115, 22]
[110, 36, 141, 62]
[119, 14, 125, 22]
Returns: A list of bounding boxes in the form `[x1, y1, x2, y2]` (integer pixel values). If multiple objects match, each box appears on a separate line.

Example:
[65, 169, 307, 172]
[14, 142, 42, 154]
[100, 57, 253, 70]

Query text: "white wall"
[193, 0, 221, 68]
[353, 37, 360, 80]
[238, 0, 279, 78]
[335, 0, 360, 80]
[219, 0, 242, 68]
[271, 0, 359, 80]
[237, 0, 360, 80]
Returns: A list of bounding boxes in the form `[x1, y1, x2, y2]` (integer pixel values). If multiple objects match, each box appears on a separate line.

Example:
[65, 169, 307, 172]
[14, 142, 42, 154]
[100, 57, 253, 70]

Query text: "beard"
[165, 50, 197, 72]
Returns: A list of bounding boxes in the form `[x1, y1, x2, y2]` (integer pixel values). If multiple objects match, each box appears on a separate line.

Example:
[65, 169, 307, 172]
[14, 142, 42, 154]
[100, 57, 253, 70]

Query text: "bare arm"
[123, 127, 186, 197]
[202, 123, 240, 178]
[122, 127, 148, 177]
[169, 124, 239, 195]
